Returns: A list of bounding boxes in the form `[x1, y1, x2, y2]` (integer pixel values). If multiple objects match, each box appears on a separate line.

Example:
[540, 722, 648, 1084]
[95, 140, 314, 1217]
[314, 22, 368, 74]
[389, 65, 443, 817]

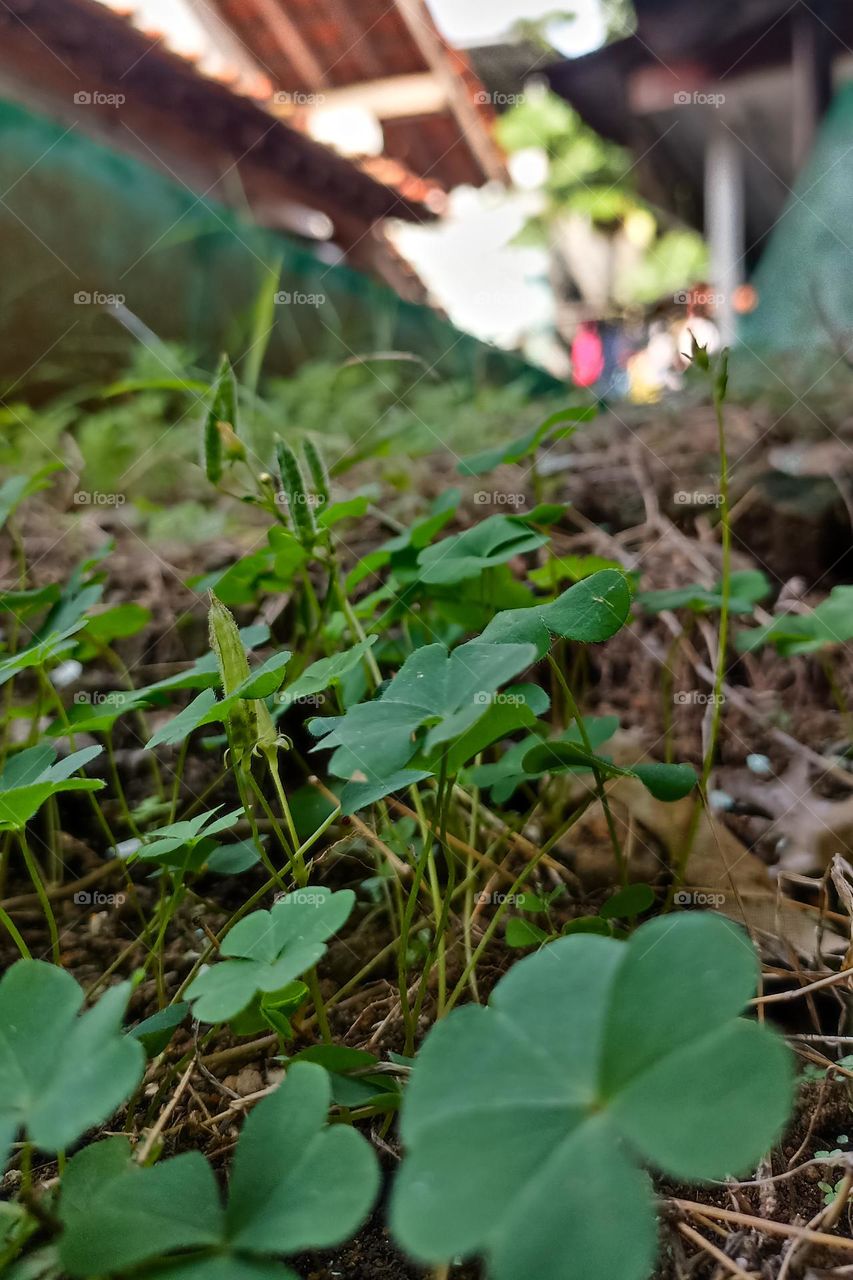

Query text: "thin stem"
[19, 830, 60, 964]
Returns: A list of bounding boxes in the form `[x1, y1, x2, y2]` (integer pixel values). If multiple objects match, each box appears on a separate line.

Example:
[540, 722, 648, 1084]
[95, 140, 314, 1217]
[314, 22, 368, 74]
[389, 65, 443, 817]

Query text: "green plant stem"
[670, 359, 731, 900]
[547, 654, 625, 883]
[19, 830, 60, 964]
[444, 798, 592, 1014]
[0, 906, 31, 959]
[265, 752, 304, 879]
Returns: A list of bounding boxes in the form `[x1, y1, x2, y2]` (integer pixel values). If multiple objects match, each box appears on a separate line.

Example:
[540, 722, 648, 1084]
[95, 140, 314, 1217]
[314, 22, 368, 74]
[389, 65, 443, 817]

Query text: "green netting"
[0, 98, 557, 395]
[738, 81, 853, 381]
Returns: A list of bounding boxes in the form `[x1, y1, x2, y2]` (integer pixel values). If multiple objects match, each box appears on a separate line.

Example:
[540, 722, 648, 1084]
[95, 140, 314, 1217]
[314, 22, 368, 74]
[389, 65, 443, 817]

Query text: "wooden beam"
[250, 0, 330, 89]
[269, 72, 447, 120]
[390, 0, 505, 182]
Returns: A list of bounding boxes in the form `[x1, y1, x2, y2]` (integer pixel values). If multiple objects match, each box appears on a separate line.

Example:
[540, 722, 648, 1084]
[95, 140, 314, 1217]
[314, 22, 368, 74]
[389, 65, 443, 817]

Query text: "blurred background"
[2, 0, 853, 496]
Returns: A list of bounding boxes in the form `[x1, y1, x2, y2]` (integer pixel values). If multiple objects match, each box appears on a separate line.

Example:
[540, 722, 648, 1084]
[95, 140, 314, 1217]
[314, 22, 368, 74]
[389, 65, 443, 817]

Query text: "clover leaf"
[736, 584, 853, 656]
[456, 406, 595, 476]
[467, 715, 619, 803]
[416, 515, 549, 586]
[309, 640, 536, 784]
[481, 569, 632, 654]
[521, 739, 697, 801]
[638, 570, 771, 616]
[0, 744, 104, 832]
[0, 961, 144, 1170]
[58, 1062, 380, 1280]
[390, 913, 793, 1280]
[185, 887, 355, 1022]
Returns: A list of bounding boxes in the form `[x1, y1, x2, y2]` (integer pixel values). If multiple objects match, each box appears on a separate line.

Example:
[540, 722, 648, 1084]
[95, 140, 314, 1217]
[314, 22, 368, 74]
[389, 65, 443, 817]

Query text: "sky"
[425, 0, 607, 57]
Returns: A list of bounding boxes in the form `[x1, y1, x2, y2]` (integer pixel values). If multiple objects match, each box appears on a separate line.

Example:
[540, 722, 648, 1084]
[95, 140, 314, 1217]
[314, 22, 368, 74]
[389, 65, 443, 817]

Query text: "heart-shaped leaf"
[309, 640, 535, 784]
[185, 887, 355, 1022]
[58, 1064, 379, 1278]
[417, 516, 548, 586]
[481, 569, 632, 655]
[0, 745, 104, 832]
[0, 961, 144, 1170]
[521, 740, 697, 801]
[390, 913, 793, 1280]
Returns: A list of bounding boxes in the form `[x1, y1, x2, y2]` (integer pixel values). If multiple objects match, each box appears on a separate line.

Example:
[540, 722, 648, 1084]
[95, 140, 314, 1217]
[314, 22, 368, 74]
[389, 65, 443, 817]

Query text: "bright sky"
[425, 0, 607, 57]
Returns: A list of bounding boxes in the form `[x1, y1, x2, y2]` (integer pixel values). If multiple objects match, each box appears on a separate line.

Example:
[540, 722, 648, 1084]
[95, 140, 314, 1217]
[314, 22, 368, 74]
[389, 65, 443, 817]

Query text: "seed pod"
[302, 438, 330, 507]
[203, 355, 239, 484]
[208, 593, 281, 767]
[276, 439, 316, 546]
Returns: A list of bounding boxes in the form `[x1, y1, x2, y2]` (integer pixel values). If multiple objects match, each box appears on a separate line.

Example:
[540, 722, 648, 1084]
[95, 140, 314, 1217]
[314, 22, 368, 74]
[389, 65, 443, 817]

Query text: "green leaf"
[59, 1139, 224, 1276]
[340, 769, 433, 816]
[0, 467, 60, 531]
[275, 638, 377, 715]
[0, 962, 144, 1169]
[58, 1065, 379, 1278]
[482, 569, 632, 654]
[521, 740, 697, 802]
[638, 571, 771, 616]
[225, 1063, 380, 1252]
[185, 887, 355, 1022]
[390, 914, 793, 1278]
[736, 585, 853, 656]
[467, 715, 619, 803]
[417, 516, 548, 586]
[310, 640, 536, 783]
[0, 745, 105, 832]
[457, 406, 595, 476]
[599, 883, 655, 919]
[505, 917, 549, 948]
[317, 495, 370, 528]
[129, 1003, 190, 1057]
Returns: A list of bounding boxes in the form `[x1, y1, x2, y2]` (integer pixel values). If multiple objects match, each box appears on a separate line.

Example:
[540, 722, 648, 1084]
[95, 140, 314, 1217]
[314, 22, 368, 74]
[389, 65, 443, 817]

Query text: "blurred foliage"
[496, 89, 708, 306]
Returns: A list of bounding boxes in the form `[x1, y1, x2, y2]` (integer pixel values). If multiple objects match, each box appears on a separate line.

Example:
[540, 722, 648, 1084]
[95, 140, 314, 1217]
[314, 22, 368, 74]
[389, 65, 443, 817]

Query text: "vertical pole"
[705, 121, 745, 346]
[792, 2, 833, 170]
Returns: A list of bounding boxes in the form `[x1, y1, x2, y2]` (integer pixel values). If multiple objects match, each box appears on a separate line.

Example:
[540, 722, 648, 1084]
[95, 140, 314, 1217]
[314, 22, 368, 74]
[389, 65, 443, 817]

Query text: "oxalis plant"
[390, 913, 793, 1280]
